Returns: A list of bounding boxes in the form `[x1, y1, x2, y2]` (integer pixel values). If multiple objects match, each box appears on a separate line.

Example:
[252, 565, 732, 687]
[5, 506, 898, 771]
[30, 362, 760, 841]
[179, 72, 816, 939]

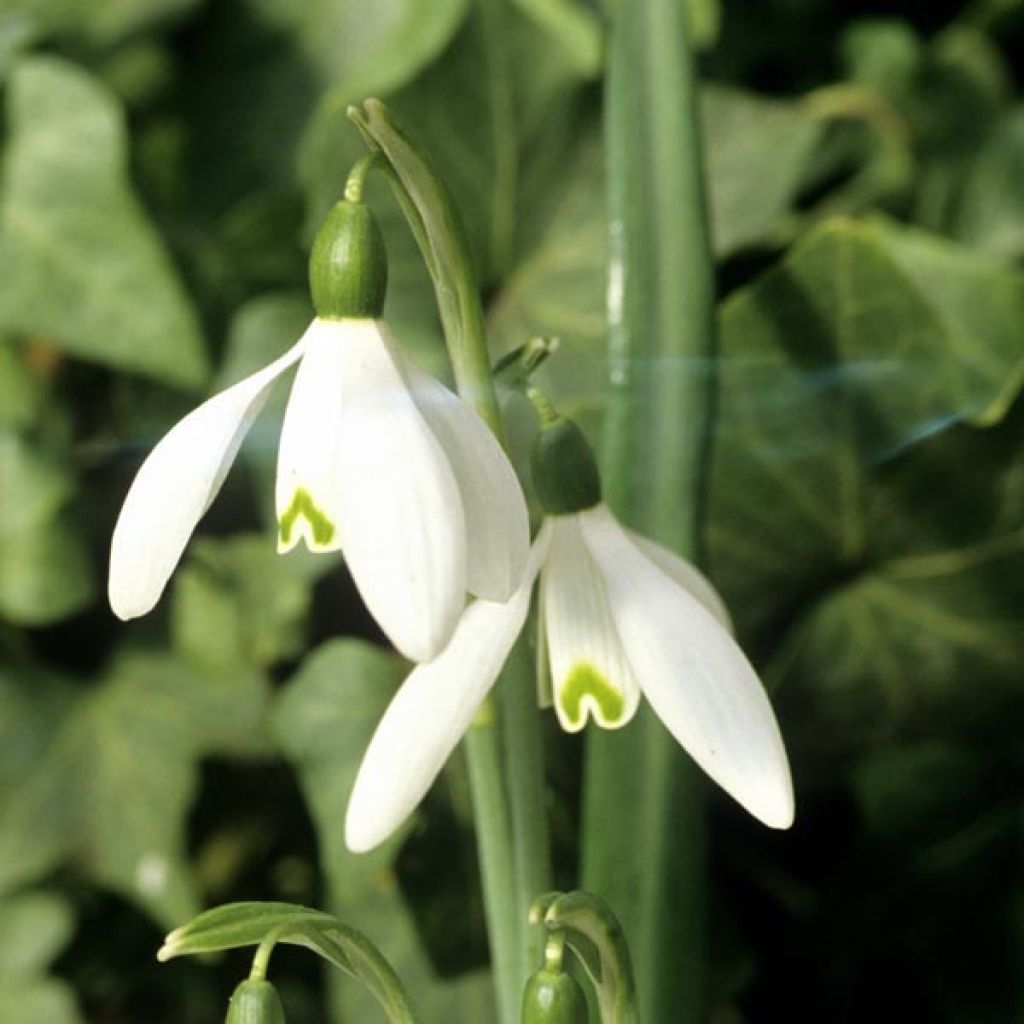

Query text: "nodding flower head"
[108, 197, 529, 663]
[345, 410, 793, 853]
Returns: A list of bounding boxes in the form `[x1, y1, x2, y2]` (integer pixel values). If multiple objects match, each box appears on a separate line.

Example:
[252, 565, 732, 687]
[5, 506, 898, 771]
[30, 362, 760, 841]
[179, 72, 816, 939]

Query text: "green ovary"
[278, 487, 336, 548]
[558, 662, 626, 728]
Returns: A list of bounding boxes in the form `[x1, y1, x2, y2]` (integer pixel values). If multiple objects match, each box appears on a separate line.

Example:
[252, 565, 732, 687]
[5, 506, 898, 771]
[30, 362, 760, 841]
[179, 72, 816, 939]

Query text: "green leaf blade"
[0, 57, 208, 387]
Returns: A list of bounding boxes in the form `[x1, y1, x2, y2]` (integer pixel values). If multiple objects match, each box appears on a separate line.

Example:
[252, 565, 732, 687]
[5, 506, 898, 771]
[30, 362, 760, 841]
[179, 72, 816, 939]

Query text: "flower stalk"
[346, 99, 553, 1024]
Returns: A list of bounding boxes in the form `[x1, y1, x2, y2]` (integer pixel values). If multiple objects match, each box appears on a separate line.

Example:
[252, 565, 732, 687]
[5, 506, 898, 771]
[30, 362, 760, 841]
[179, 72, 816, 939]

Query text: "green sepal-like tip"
[531, 417, 602, 515]
[521, 968, 588, 1024]
[225, 979, 286, 1024]
[309, 200, 387, 319]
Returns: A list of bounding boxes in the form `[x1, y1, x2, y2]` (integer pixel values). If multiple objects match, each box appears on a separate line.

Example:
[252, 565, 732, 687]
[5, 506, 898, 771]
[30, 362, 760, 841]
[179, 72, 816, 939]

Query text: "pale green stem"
[343, 153, 381, 203]
[249, 923, 290, 982]
[249, 938, 274, 982]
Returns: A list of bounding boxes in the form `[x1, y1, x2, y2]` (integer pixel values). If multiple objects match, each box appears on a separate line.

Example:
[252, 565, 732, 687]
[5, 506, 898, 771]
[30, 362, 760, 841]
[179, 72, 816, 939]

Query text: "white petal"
[580, 504, 794, 829]
[283, 319, 465, 662]
[108, 333, 307, 620]
[625, 529, 733, 631]
[345, 523, 552, 853]
[541, 515, 640, 732]
[393, 349, 529, 601]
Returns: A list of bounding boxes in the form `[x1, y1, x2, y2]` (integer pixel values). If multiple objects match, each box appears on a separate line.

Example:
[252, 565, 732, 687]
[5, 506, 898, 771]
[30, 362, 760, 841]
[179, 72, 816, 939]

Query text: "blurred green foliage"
[0, 0, 1022, 1021]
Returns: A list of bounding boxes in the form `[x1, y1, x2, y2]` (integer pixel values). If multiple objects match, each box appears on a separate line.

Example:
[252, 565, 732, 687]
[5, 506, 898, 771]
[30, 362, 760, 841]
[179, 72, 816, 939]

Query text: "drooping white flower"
[108, 199, 529, 663]
[345, 416, 794, 853]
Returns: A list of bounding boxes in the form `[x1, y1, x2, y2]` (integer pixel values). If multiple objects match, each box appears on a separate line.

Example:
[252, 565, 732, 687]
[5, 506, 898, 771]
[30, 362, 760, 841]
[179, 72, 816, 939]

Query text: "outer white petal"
[542, 514, 640, 732]
[345, 523, 552, 853]
[108, 332, 308, 620]
[286, 319, 465, 662]
[393, 348, 529, 601]
[580, 504, 794, 829]
[625, 529, 733, 631]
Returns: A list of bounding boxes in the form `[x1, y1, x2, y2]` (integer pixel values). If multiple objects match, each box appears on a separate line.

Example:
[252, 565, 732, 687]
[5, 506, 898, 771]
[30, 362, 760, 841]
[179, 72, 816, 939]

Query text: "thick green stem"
[582, 1, 717, 1021]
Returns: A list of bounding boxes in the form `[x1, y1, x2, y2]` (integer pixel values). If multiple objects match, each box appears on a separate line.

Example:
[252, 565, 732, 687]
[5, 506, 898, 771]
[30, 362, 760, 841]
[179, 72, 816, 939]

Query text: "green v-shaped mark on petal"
[278, 487, 336, 548]
[558, 662, 627, 729]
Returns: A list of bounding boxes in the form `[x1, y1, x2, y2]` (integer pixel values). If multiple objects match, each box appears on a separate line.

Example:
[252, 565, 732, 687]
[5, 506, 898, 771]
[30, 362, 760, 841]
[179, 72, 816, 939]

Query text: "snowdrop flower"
[108, 196, 529, 662]
[346, 411, 794, 852]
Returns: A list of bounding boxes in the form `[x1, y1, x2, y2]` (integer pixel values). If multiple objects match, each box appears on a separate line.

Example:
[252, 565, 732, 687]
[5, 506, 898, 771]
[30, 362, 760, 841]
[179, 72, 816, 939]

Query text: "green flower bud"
[309, 200, 387, 319]
[225, 979, 286, 1024]
[531, 417, 602, 515]
[521, 967, 588, 1023]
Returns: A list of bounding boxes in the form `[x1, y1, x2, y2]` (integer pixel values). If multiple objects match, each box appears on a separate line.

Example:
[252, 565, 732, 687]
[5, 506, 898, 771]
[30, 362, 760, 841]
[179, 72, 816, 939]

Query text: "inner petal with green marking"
[557, 661, 631, 730]
[278, 487, 337, 551]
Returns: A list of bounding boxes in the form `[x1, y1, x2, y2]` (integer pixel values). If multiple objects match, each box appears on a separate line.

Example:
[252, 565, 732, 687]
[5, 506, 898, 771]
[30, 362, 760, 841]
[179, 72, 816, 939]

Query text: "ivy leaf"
[0, 890, 83, 1022]
[0, 432, 93, 625]
[0, 57, 207, 387]
[703, 86, 821, 256]
[952, 107, 1024, 259]
[246, 0, 469, 99]
[0, 342, 44, 429]
[303, 6, 593, 292]
[0, 0, 200, 48]
[707, 217, 1024, 744]
[274, 640, 494, 1020]
[191, 0, 468, 226]
[170, 533, 316, 672]
[512, 0, 603, 77]
[0, 892, 74, 976]
[0, 979, 82, 1024]
[487, 134, 607, 423]
[0, 654, 269, 927]
[489, 86, 823, 412]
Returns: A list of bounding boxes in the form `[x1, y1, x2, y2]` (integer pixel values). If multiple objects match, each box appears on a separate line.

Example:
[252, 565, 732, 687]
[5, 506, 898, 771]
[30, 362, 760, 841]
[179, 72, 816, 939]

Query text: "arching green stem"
[347, 97, 553, 1024]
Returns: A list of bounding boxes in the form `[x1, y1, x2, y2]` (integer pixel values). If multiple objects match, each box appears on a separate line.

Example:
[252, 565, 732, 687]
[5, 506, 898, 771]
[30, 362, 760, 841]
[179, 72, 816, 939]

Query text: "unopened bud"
[225, 979, 285, 1024]
[521, 967, 587, 1023]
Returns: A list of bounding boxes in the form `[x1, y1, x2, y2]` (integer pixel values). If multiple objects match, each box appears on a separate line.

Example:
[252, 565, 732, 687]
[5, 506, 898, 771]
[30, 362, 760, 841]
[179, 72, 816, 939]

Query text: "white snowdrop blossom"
[346, 418, 794, 852]
[108, 198, 529, 663]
